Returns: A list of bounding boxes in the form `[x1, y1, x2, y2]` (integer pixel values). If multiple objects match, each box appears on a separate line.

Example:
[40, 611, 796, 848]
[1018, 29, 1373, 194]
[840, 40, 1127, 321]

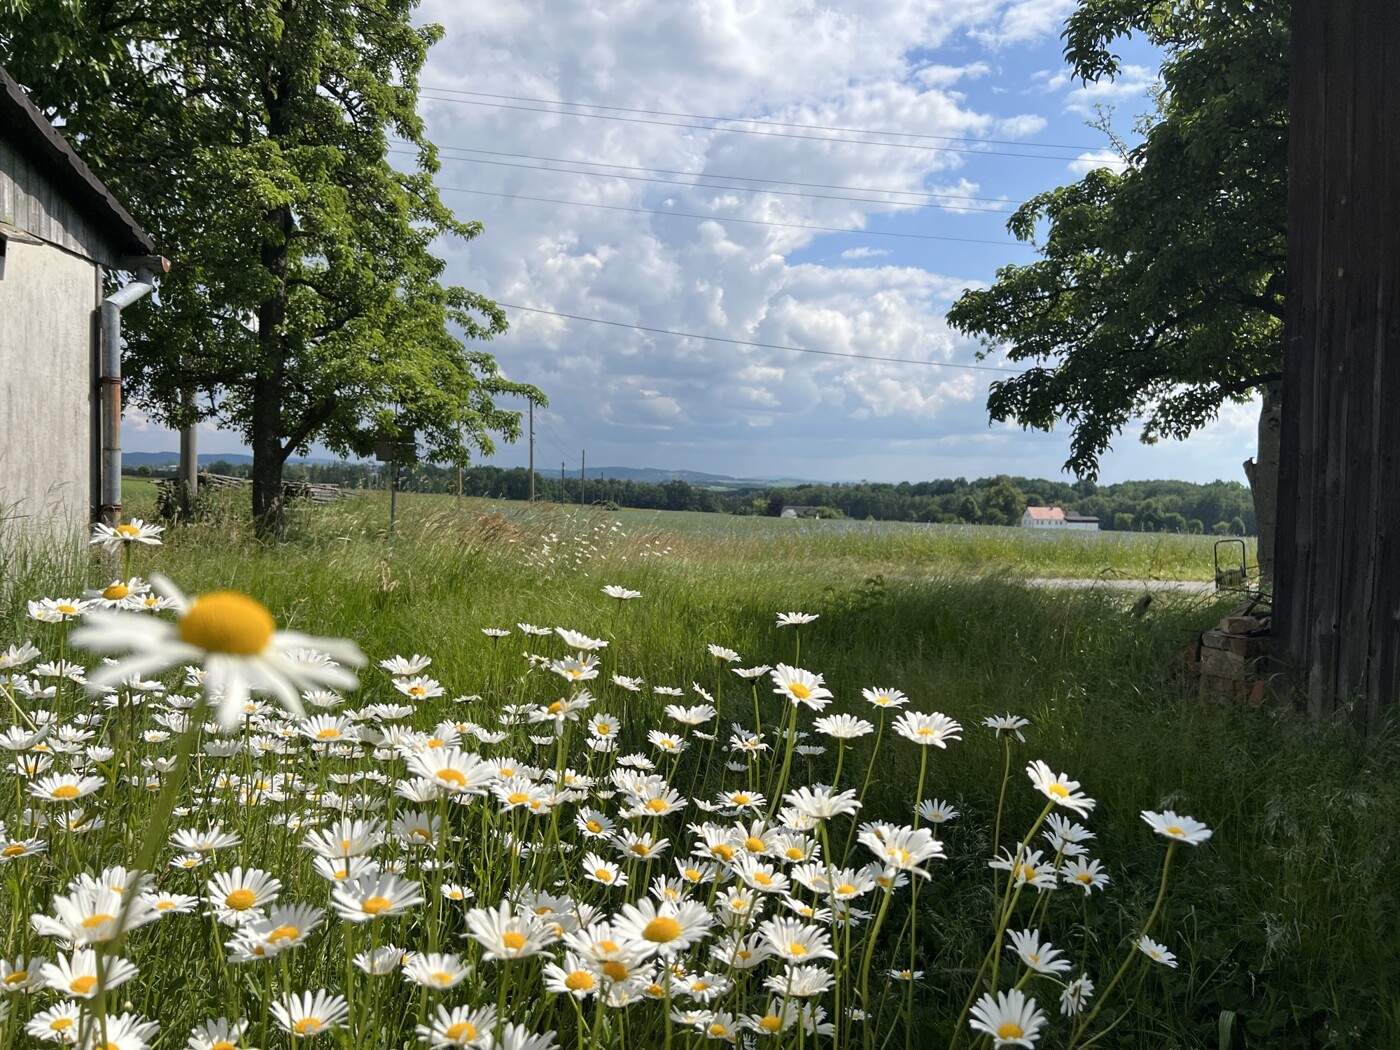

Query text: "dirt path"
[1020, 577, 1217, 594]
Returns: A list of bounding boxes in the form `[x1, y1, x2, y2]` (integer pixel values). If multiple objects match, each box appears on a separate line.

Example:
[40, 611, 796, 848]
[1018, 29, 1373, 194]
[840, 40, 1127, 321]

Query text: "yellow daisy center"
[444, 1023, 477, 1042]
[759, 1015, 783, 1033]
[1047, 783, 1069, 798]
[212, 1041, 237, 1050]
[789, 942, 808, 956]
[837, 883, 857, 895]
[1076, 873, 1093, 884]
[643, 917, 682, 943]
[602, 960, 628, 981]
[409, 686, 427, 697]
[629, 843, 651, 856]
[52, 785, 81, 800]
[753, 872, 773, 886]
[1167, 825, 1185, 836]
[56, 604, 79, 615]
[225, 889, 257, 910]
[436, 769, 467, 786]
[744, 836, 765, 853]
[268, 925, 300, 944]
[507, 792, 530, 805]
[4, 971, 28, 985]
[501, 931, 527, 950]
[50, 1019, 74, 1032]
[70, 975, 97, 994]
[431, 971, 454, 985]
[596, 724, 613, 735]
[732, 794, 751, 804]
[81, 913, 115, 929]
[599, 940, 622, 953]
[316, 728, 340, 740]
[115, 524, 141, 537]
[2, 844, 27, 857]
[712, 844, 735, 861]
[594, 868, 613, 881]
[179, 592, 275, 655]
[998, 1022, 1025, 1039]
[787, 683, 811, 700]
[565, 970, 595, 991]
[586, 820, 603, 833]
[786, 847, 805, 860]
[645, 799, 668, 813]
[293, 1019, 322, 1035]
[361, 896, 393, 915]
[102, 584, 130, 600]
[708, 1023, 729, 1037]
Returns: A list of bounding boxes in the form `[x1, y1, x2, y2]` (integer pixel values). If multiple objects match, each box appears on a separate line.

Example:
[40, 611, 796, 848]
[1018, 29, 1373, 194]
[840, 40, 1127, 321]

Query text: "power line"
[419, 85, 1101, 153]
[398, 143, 1027, 206]
[434, 183, 1031, 247]
[418, 93, 1095, 161]
[496, 302, 1024, 374]
[388, 148, 1017, 214]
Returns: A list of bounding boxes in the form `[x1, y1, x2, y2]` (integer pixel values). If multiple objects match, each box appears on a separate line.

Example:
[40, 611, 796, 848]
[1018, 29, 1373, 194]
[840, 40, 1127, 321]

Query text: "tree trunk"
[1275, 0, 1400, 731]
[251, 202, 292, 537]
[1242, 380, 1281, 582]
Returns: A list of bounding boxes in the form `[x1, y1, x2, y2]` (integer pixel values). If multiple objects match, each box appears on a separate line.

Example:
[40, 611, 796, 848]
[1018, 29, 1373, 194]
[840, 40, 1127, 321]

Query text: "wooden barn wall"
[1276, 0, 1400, 730]
[0, 135, 117, 266]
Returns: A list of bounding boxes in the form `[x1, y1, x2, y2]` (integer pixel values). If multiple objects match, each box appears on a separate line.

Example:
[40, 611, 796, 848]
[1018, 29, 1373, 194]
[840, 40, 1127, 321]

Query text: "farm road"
[1020, 577, 1216, 594]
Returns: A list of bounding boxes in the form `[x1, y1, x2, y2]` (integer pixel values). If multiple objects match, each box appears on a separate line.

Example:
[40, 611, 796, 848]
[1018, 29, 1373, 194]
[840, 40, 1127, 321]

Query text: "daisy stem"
[911, 749, 930, 829]
[833, 740, 846, 791]
[991, 738, 1012, 872]
[845, 711, 886, 859]
[765, 703, 800, 821]
[858, 885, 895, 1047]
[950, 802, 1054, 1050]
[1068, 841, 1177, 1050]
[750, 682, 762, 738]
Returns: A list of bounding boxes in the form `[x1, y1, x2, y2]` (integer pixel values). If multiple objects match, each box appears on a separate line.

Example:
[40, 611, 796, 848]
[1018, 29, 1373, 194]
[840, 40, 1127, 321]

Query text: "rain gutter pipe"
[99, 256, 169, 525]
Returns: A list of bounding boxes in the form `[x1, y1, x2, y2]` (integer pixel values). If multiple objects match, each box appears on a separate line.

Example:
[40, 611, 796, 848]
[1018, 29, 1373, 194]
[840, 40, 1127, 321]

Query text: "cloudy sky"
[126, 0, 1262, 485]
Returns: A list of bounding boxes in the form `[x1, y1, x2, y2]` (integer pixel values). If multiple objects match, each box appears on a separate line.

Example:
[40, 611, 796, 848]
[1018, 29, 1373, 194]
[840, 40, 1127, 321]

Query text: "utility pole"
[561, 461, 566, 502]
[528, 401, 535, 502]
[581, 450, 586, 506]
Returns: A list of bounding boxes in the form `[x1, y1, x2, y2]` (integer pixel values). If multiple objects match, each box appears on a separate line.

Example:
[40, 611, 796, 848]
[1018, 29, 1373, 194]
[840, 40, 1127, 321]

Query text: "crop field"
[0, 489, 1390, 1050]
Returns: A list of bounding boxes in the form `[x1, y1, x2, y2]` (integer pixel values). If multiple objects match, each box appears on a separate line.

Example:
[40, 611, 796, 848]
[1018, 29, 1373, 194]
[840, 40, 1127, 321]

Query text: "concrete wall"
[0, 237, 99, 546]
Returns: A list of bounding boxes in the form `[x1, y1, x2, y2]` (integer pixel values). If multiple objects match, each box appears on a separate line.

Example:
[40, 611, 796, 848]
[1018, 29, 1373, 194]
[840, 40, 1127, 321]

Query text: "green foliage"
[0, 1, 542, 525]
[946, 0, 1288, 478]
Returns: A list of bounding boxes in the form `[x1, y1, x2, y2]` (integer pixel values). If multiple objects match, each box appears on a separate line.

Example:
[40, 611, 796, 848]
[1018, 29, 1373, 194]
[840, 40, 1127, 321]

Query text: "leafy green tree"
[946, 0, 1287, 562]
[980, 475, 1026, 526]
[1, 0, 543, 532]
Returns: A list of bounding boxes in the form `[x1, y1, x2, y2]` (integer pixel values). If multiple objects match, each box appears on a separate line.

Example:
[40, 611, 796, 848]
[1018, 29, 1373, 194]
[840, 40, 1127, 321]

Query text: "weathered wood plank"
[1277, 0, 1400, 729]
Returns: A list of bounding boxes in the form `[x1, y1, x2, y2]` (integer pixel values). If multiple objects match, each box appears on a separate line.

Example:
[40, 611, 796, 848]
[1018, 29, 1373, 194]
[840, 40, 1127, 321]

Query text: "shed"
[0, 66, 161, 543]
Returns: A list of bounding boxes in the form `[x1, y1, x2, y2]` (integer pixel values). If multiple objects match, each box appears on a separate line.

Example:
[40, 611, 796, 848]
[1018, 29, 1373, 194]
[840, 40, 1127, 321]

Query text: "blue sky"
[124, 0, 1262, 485]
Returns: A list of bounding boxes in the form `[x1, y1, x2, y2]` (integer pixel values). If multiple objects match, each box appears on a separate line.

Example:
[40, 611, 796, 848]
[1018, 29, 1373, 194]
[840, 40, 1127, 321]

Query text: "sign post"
[375, 435, 416, 536]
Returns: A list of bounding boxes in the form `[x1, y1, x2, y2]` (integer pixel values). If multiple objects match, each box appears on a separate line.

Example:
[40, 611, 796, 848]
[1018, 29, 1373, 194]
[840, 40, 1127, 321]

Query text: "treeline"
[137, 461, 1256, 534]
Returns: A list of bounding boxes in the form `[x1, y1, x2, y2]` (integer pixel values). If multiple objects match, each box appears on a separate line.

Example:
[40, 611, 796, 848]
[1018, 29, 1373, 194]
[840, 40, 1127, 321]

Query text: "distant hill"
[588, 466, 814, 489]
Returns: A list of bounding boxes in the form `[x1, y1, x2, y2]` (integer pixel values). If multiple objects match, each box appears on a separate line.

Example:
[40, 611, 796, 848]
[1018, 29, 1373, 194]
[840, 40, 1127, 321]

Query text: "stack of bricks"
[1182, 613, 1270, 705]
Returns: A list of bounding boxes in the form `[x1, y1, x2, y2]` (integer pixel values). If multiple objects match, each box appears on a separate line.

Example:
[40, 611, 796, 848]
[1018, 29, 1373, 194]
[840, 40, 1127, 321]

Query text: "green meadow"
[0, 488, 1392, 1049]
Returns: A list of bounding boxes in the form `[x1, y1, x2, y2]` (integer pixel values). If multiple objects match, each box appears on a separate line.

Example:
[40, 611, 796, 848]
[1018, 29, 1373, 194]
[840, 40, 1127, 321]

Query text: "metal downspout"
[99, 266, 157, 525]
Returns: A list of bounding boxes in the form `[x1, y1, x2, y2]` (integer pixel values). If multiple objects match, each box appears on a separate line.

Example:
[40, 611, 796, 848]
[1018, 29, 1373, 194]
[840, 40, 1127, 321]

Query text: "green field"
[1, 491, 1389, 1049]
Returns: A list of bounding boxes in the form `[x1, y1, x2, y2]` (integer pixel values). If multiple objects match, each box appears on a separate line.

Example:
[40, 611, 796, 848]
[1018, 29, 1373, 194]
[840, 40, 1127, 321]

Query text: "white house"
[0, 66, 162, 543]
[1020, 506, 1100, 531]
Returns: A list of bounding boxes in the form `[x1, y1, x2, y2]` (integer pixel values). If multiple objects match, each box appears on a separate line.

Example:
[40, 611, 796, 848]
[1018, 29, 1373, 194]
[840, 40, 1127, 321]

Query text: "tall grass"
[1, 492, 1391, 1048]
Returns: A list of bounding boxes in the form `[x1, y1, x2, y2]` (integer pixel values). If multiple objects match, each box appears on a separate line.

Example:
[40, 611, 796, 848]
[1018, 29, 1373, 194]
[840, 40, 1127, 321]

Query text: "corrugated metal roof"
[0, 65, 155, 258]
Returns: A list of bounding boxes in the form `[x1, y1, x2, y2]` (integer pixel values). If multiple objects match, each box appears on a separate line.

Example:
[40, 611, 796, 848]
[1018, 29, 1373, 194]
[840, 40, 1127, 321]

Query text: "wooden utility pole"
[1275, 0, 1400, 730]
[581, 450, 586, 506]
[528, 401, 535, 502]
